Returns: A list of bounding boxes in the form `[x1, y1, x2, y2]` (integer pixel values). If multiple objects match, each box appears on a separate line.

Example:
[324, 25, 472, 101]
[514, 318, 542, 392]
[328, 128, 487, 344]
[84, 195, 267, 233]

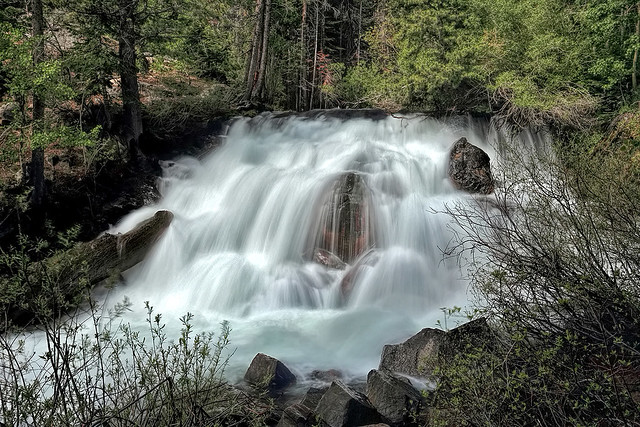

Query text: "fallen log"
[2, 210, 173, 327]
[48, 210, 173, 288]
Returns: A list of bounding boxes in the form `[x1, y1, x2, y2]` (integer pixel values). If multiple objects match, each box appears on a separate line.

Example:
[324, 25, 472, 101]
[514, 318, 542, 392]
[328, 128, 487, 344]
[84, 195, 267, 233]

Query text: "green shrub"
[0, 239, 268, 426]
[432, 142, 640, 425]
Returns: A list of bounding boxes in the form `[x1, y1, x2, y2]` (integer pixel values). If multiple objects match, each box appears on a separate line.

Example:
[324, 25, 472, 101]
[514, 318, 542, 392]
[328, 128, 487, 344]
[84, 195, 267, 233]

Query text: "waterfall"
[105, 112, 543, 382]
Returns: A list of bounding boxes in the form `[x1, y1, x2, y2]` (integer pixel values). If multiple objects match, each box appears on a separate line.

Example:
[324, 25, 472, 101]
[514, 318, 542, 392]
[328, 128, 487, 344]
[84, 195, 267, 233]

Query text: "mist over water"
[105, 112, 536, 382]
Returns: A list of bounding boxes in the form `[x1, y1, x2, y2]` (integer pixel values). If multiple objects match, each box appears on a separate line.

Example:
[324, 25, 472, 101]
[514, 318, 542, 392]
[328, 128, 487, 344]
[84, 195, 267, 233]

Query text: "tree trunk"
[633, 4, 640, 91]
[309, 1, 319, 110]
[30, 0, 45, 210]
[119, 0, 143, 161]
[299, 0, 307, 111]
[244, 0, 265, 101]
[3, 210, 174, 327]
[51, 210, 173, 289]
[357, 0, 363, 63]
[252, 0, 271, 100]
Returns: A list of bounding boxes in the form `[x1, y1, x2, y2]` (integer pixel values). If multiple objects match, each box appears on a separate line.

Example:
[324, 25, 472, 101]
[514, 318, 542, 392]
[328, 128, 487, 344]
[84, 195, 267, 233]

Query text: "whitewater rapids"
[104, 112, 524, 383]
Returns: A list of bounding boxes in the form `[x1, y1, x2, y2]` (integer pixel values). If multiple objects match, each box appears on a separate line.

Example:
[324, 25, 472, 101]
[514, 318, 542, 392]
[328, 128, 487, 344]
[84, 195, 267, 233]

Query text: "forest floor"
[0, 68, 237, 249]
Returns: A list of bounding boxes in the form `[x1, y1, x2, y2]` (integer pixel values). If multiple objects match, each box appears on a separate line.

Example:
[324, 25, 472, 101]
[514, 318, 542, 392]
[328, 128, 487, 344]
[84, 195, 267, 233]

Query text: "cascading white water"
[104, 112, 531, 383]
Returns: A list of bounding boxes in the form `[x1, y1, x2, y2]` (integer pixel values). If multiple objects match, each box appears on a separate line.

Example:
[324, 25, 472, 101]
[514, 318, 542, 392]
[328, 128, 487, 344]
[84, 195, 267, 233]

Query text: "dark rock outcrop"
[379, 328, 444, 377]
[379, 319, 491, 377]
[244, 353, 297, 394]
[440, 317, 492, 354]
[366, 369, 424, 426]
[301, 386, 328, 410]
[277, 403, 323, 427]
[310, 172, 374, 266]
[448, 137, 494, 194]
[315, 381, 383, 427]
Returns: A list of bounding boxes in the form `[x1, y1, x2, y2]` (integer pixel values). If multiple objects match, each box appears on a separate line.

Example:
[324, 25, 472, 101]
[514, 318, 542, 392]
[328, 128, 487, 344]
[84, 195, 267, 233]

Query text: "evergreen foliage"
[2, 2, 640, 424]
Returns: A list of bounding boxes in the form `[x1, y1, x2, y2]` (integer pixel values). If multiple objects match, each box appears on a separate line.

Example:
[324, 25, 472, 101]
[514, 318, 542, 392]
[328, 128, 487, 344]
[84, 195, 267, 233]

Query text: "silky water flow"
[103, 113, 540, 383]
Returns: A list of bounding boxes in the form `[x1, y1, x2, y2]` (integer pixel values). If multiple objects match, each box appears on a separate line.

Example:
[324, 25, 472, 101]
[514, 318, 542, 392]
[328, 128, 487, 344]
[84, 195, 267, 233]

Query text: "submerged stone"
[313, 248, 347, 270]
[309, 172, 375, 265]
[339, 249, 380, 299]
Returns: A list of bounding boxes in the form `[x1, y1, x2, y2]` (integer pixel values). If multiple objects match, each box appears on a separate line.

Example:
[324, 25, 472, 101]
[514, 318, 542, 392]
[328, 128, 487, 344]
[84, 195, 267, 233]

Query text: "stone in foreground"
[244, 353, 297, 393]
[379, 319, 491, 377]
[277, 403, 321, 427]
[379, 328, 444, 377]
[301, 386, 328, 410]
[366, 369, 424, 425]
[315, 380, 383, 427]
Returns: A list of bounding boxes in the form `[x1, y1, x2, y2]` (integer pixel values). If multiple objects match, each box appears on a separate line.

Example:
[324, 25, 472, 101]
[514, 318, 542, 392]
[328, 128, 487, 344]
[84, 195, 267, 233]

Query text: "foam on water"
[101, 113, 536, 382]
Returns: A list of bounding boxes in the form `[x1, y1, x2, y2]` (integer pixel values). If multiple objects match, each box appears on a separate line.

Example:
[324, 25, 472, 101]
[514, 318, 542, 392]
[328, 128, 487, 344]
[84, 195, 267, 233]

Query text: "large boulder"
[301, 386, 329, 410]
[448, 137, 494, 194]
[0, 102, 18, 126]
[379, 328, 444, 377]
[366, 369, 424, 426]
[440, 317, 493, 354]
[244, 353, 297, 394]
[309, 172, 374, 265]
[277, 403, 321, 427]
[379, 319, 491, 377]
[315, 381, 383, 427]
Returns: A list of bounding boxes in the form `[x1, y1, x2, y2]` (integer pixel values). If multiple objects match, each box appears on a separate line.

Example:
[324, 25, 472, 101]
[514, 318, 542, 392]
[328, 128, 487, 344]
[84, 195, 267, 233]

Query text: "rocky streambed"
[238, 318, 491, 427]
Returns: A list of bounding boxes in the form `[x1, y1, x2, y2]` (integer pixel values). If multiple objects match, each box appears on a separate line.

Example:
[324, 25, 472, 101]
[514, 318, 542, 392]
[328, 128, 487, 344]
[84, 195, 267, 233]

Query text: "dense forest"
[2, 0, 640, 175]
[1, 0, 640, 426]
[1, 0, 640, 214]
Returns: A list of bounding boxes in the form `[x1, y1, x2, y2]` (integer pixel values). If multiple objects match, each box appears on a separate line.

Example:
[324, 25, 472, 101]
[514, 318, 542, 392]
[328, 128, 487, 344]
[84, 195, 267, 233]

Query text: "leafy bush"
[0, 239, 267, 426]
[431, 142, 640, 425]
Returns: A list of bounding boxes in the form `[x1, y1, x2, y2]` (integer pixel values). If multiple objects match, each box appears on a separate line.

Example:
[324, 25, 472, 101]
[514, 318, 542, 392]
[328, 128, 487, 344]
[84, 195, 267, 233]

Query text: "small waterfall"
[106, 112, 546, 381]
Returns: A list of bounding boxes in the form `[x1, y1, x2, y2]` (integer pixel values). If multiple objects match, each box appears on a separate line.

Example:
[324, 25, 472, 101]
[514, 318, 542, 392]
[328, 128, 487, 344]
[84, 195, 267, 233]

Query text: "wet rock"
[315, 381, 382, 427]
[310, 369, 343, 383]
[379, 319, 491, 377]
[366, 369, 424, 425]
[313, 249, 347, 270]
[244, 353, 297, 394]
[277, 403, 318, 427]
[379, 328, 444, 378]
[311, 172, 374, 265]
[301, 386, 328, 410]
[272, 109, 388, 122]
[448, 137, 494, 194]
[339, 249, 380, 299]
